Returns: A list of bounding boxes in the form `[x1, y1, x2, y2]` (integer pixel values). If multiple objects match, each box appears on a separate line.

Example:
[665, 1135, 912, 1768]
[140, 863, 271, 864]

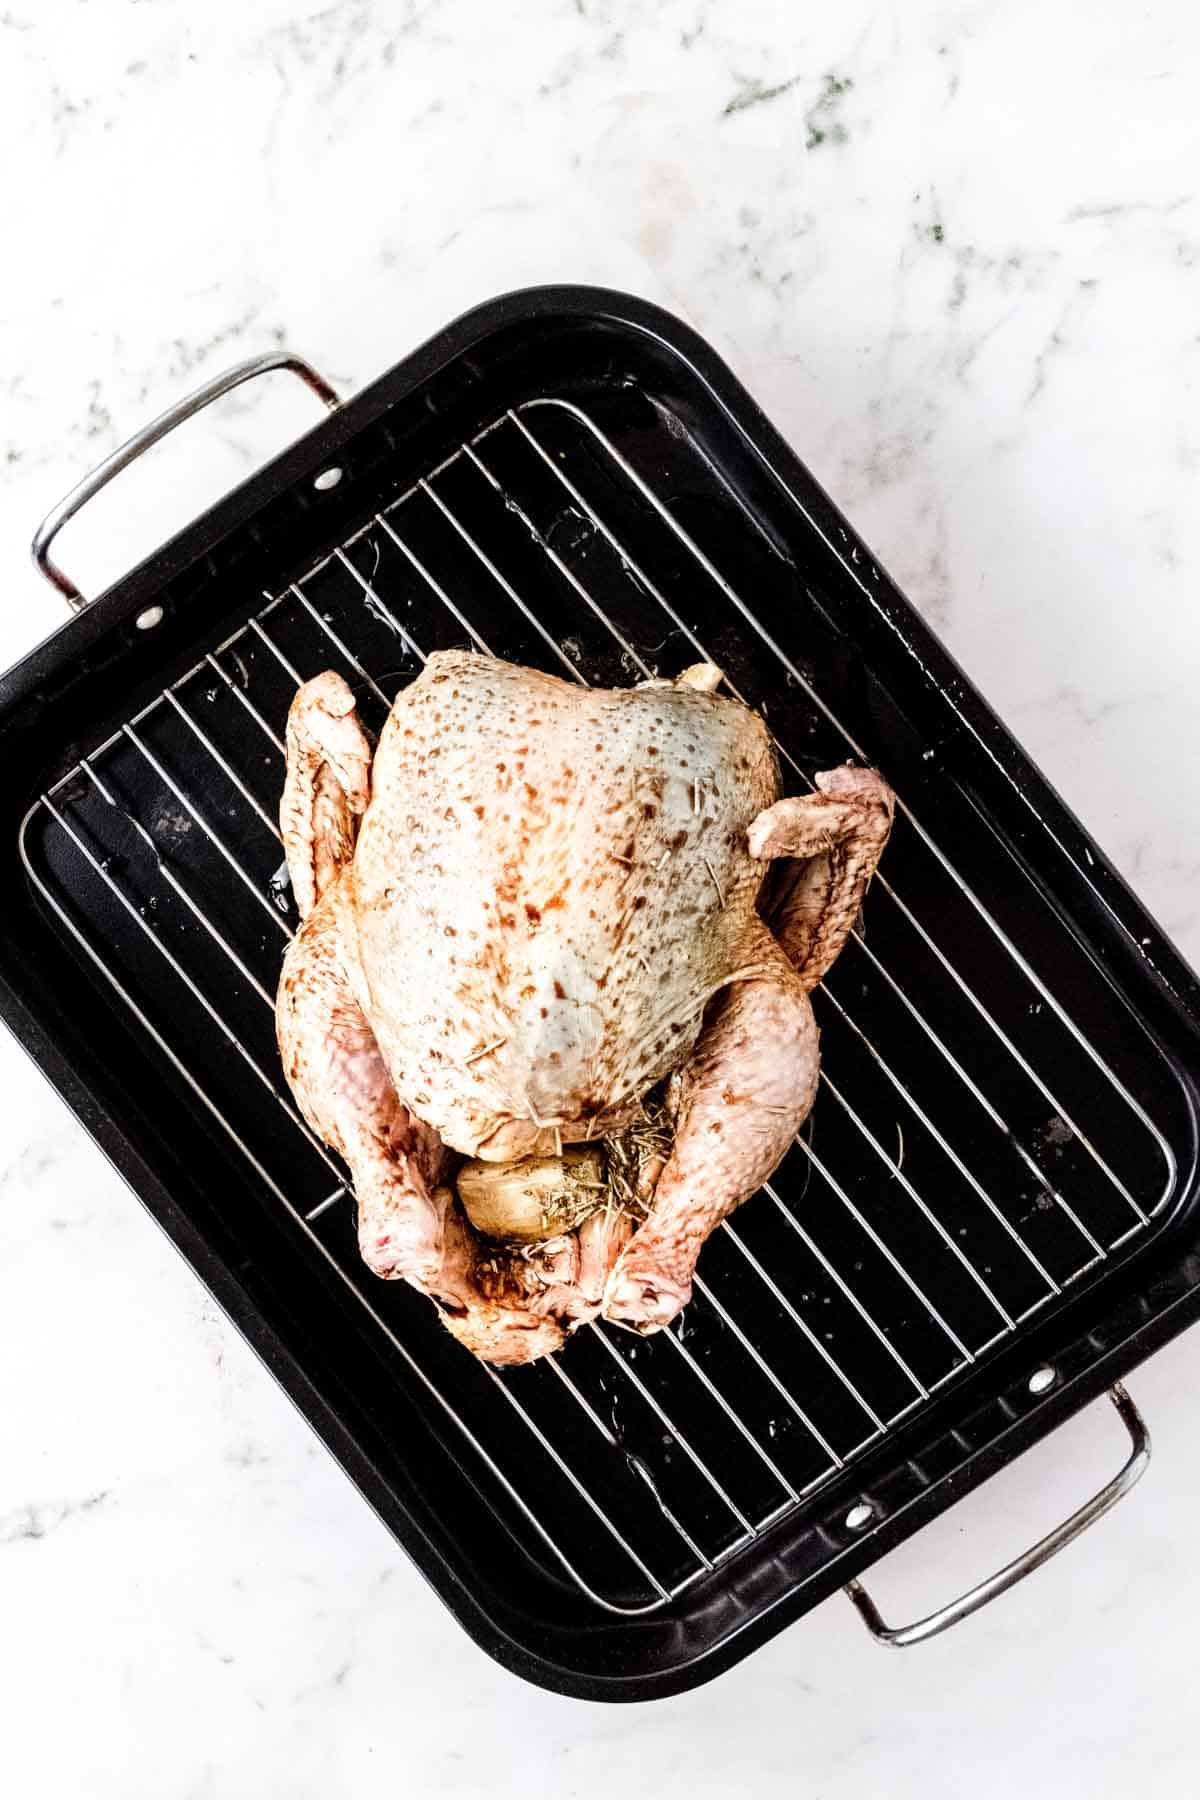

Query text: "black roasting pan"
[4, 287, 1199, 1699]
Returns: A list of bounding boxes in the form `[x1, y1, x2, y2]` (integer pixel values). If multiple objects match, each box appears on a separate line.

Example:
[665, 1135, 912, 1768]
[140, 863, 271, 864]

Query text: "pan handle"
[845, 1382, 1149, 1647]
[31, 351, 341, 613]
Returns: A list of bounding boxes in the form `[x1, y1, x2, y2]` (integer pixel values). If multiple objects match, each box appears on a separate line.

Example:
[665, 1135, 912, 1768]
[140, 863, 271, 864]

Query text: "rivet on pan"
[845, 1501, 875, 1531]
[135, 605, 164, 631]
[1028, 1366, 1056, 1395]
[313, 466, 343, 491]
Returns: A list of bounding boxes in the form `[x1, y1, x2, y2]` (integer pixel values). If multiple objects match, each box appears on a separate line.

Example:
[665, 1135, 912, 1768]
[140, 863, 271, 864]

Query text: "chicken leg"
[603, 764, 894, 1334]
[277, 673, 467, 1290]
[603, 925, 818, 1332]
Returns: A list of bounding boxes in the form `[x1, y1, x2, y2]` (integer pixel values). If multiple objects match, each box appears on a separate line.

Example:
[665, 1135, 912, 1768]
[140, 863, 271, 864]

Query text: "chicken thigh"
[276, 651, 893, 1364]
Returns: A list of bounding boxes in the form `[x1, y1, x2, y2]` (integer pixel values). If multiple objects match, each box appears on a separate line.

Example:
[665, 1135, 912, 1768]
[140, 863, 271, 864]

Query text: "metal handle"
[31, 350, 341, 612]
[845, 1382, 1150, 1648]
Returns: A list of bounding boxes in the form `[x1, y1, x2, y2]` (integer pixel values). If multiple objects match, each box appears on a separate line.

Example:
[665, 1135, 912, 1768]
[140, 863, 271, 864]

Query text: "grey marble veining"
[1, 2, 1199, 1794]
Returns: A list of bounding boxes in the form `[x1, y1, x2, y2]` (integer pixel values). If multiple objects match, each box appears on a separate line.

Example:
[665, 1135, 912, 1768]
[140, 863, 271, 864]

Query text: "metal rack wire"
[19, 398, 1177, 1615]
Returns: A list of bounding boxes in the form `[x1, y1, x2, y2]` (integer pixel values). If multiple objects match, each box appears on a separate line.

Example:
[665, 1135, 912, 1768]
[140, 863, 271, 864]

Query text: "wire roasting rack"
[21, 389, 1177, 1620]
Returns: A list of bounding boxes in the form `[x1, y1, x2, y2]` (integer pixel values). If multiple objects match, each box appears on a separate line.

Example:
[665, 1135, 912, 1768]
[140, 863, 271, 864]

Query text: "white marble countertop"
[2, 2, 1199, 1793]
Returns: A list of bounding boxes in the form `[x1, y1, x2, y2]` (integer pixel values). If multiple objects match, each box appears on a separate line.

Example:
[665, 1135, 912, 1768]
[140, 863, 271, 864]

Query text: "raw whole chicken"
[276, 651, 893, 1365]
